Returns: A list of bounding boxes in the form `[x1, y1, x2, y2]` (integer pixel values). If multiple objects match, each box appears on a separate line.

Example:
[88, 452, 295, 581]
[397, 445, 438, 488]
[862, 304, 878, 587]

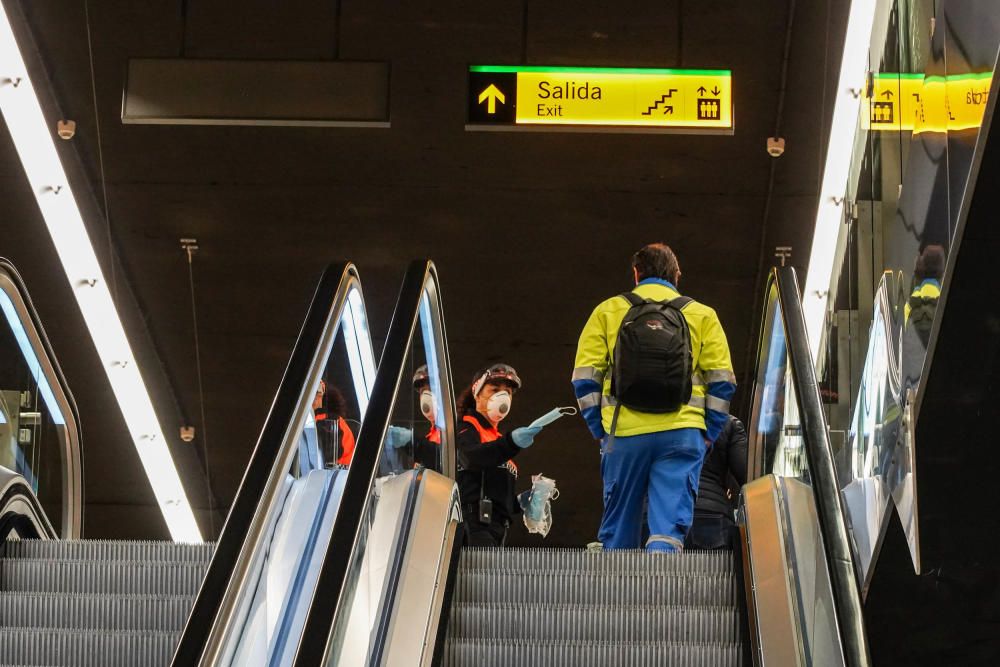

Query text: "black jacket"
[695, 416, 748, 515]
[455, 412, 524, 521]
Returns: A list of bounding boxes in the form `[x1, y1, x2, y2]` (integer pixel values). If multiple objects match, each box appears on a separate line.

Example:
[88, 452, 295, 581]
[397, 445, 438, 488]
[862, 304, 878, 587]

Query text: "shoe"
[585, 541, 603, 552]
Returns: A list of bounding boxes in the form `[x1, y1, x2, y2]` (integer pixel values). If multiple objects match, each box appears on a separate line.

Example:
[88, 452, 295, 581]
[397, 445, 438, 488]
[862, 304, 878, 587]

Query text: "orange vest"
[317, 411, 356, 466]
[335, 417, 355, 466]
[427, 425, 441, 445]
[462, 415, 517, 474]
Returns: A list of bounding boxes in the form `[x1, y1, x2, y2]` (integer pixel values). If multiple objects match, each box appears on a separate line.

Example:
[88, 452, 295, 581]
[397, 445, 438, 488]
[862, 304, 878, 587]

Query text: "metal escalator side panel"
[172, 262, 375, 667]
[381, 470, 460, 667]
[335, 471, 419, 666]
[293, 260, 460, 667]
[219, 468, 349, 666]
[741, 474, 845, 667]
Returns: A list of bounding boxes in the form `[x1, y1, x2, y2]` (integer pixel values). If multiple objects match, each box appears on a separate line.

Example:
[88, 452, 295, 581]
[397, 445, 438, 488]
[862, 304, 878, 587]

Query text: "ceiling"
[0, 0, 847, 543]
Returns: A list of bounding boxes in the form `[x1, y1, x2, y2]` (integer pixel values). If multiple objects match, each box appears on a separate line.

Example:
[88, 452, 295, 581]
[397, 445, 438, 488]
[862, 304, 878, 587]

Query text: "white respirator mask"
[486, 391, 512, 423]
[419, 390, 436, 421]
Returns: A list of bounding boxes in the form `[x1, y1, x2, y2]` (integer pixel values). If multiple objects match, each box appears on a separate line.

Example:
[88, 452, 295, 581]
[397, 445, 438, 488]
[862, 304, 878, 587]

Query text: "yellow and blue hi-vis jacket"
[572, 278, 736, 443]
[904, 278, 942, 324]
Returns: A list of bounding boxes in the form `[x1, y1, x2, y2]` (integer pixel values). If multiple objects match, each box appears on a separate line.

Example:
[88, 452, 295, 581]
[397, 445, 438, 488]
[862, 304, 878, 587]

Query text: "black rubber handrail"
[293, 260, 456, 667]
[0, 461, 58, 542]
[771, 266, 871, 666]
[172, 262, 362, 666]
[0, 258, 83, 539]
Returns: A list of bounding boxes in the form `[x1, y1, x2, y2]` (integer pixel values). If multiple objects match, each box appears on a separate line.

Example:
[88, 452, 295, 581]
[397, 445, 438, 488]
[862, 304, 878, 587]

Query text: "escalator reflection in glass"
[0, 264, 80, 538]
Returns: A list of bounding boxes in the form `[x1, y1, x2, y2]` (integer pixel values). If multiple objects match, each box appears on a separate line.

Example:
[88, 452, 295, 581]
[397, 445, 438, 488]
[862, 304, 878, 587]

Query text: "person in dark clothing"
[455, 364, 543, 547]
[685, 415, 747, 549]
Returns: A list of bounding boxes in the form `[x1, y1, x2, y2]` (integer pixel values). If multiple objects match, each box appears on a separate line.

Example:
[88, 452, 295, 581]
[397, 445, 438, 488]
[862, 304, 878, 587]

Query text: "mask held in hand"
[518, 473, 559, 538]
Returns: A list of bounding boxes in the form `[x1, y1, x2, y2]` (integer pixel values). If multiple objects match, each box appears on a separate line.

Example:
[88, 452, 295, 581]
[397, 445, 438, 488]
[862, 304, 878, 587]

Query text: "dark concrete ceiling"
[0, 0, 847, 544]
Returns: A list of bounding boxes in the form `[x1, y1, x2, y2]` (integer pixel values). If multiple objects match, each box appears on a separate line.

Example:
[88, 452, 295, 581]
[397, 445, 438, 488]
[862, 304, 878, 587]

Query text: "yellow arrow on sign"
[478, 84, 506, 114]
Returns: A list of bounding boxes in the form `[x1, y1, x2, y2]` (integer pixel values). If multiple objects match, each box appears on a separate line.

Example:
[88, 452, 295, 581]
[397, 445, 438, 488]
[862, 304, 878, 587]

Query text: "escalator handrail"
[172, 262, 367, 667]
[0, 258, 83, 539]
[771, 267, 871, 666]
[0, 465, 57, 540]
[293, 259, 457, 667]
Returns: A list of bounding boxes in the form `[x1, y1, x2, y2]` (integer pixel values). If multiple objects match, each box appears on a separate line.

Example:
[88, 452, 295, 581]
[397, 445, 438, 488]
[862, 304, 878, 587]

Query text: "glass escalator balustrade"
[752, 281, 809, 483]
[325, 271, 458, 667]
[840, 272, 920, 587]
[747, 268, 869, 666]
[216, 270, 378, 667]
[0, 261, 80, 538]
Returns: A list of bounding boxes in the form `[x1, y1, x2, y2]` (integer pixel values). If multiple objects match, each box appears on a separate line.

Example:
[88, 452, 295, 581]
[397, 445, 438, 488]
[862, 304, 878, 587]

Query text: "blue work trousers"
[599, 428, 706, 552]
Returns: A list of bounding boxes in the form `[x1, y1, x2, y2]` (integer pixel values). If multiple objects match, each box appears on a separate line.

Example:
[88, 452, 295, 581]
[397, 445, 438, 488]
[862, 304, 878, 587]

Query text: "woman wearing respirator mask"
[384, 365, 452, 469]
[454, 363, 543, 547]
[411, 365, 443, 468]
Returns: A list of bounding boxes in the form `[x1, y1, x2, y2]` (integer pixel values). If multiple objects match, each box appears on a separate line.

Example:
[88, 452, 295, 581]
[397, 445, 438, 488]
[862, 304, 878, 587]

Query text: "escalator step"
[447, 603, 741, 643]
[0, 559, 207, 596]
[442, 639, 745, 667]
[459, 547, 732, 576]
[0, 628, 180, 667]
[0, 593, 195, 632]
[3, 540, 214, 563]
[454, 571, 735, 607]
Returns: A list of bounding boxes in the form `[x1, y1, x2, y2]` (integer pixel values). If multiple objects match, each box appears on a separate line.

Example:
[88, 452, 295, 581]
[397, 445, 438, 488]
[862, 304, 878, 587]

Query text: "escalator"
[0, 260, 389, 666]
[0, 540, 212, 665]
[282, 260, 870, 666]
[443, 548, 743, 665]
[0, 254, 952, 665]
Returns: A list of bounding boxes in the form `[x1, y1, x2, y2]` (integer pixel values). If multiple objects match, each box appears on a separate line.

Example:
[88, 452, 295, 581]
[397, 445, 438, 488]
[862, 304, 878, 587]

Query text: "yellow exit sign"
[468, 66, 733, 133]
[865, 71, 991, 134]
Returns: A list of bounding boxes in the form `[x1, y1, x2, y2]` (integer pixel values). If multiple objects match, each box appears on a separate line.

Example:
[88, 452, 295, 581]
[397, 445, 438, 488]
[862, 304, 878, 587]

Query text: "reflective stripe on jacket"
[572, 278, 736, 442]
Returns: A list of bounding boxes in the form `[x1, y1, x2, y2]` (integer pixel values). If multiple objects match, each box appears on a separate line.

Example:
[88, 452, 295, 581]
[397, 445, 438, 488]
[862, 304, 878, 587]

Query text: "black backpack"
[907, 293, 938, 345]
[611, 293, 694, 413]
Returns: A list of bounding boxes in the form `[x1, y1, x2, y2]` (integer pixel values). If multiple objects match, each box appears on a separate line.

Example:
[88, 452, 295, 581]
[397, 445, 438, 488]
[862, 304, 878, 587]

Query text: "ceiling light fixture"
[0, 3, 201, 541]
[801, 0, 877, 365]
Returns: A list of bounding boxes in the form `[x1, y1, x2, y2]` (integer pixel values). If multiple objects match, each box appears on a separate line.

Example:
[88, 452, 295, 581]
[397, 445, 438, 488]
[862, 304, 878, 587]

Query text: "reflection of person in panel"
[902, 244, 945, 400]
[312, 380, 356, 466]
[685, 415, 747, 549]
[455, 364, 542, 547]
[905, 244, 945, 345]
[411, 365, 442, 469]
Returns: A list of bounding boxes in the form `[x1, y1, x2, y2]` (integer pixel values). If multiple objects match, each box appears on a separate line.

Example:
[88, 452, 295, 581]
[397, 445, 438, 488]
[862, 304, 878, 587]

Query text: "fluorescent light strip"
[802, 0, 878, 364]
[0, 3, 201, 541]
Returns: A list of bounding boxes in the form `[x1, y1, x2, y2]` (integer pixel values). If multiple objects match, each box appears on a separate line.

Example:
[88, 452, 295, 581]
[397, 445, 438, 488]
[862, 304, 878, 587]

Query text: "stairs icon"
[643, 89, 678, 116]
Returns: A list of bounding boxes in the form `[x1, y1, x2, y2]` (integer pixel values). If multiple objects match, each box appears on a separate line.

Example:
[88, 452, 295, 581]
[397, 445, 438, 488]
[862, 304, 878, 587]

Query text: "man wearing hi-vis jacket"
[572, 243, 736, 552]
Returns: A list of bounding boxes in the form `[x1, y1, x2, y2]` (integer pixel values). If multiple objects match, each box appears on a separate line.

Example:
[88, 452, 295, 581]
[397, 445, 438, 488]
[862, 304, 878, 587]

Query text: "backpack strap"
[620, 292, 692, 310]
[668, 296, 693, 310]
[619, 292, 645, 308]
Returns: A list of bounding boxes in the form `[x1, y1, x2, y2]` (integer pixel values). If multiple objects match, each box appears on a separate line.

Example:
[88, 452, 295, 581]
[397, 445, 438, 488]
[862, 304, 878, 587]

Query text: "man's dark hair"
[914, 244, 946, 283]
[632, 243, 681, 283]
